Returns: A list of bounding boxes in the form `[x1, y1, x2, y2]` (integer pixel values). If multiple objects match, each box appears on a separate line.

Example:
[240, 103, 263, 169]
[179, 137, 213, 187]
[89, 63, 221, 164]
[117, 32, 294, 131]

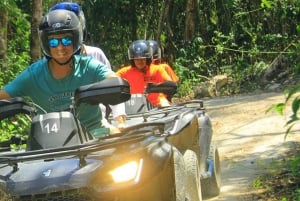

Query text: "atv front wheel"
[172, 147, 186, 201]
[201, 144, 221, 199]
[184, 150, 202, 201]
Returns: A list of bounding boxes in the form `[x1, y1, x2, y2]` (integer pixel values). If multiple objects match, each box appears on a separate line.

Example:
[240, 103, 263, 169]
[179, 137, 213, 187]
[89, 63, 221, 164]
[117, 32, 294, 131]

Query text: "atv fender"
[198, 111, 213, 173]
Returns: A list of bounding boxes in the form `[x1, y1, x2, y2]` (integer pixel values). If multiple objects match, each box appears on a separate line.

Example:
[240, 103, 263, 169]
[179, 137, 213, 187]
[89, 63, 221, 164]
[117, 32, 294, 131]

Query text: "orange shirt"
[160, 63, 179, 83]
[116, 64, 171, 106]
[151, 61, 179, 83]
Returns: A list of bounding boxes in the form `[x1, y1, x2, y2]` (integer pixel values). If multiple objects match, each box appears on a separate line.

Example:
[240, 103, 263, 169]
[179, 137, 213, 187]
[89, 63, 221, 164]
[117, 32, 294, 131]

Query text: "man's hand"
[159, 98, 170, 107]
[115, 115, 127, 132]
[109, 126, 122, 134]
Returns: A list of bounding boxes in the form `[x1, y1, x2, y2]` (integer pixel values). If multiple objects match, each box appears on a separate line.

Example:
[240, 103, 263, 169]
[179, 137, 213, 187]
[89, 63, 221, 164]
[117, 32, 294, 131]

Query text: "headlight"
[109, 159, 143, 183]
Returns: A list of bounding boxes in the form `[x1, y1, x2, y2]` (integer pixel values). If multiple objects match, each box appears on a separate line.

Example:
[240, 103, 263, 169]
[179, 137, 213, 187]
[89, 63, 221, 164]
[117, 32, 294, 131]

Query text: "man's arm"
[0, 90, 11, 100]
[102, 73, 127, 132]
[105, 72, 118, 78]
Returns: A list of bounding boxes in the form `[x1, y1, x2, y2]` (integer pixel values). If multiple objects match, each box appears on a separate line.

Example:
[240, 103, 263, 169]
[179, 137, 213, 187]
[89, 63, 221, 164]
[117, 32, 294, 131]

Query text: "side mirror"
[145, 81, 178, 100]
[74, 77, 131, 106]
[0, 97, 35, 121]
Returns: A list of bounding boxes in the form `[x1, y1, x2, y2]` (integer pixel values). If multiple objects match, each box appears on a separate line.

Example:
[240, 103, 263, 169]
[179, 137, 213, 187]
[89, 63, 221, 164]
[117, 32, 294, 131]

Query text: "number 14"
[44, 123, 59, 133]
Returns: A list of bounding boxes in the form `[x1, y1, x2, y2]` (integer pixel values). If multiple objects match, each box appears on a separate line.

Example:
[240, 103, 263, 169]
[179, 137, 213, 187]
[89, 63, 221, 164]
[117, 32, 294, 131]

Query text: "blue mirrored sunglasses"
[48, 37, 72, 48]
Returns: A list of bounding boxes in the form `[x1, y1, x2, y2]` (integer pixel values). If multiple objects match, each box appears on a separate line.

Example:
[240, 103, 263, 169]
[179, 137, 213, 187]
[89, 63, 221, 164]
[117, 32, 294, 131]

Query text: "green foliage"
[254, 150, 300, 200]
[267, 27, 300, 197]
[172, 61, 197, 97]
[1, 0, 299, 141]
[0, 115, 30, 149]
[260, 0, 274, 8]
[0, 2, 31, 140]
[81, 0, 165, 69]
[47, 0, 298, 97]
[0, 2, 30, 86]
[288, 155, 300, 175]
[253, 176, 264, 188]
[172, 37, 207, 96]
[271, 82, 300, 139]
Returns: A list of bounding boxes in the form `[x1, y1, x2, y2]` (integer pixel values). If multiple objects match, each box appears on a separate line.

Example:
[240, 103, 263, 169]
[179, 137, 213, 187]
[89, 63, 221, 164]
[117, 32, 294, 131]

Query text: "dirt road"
[203, 92, 300, 201]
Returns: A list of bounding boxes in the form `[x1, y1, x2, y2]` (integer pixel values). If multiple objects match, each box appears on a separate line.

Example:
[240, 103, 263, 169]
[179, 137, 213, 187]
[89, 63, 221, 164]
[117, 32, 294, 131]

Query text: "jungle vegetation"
[0, 1, 299, 199]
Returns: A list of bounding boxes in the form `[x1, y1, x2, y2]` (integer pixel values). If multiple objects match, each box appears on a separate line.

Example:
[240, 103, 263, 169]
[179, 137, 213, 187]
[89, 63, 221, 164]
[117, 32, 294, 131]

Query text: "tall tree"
[184, 0, 198, 41]
[30, 0, 42, 62]
[0, 4, 8, 71]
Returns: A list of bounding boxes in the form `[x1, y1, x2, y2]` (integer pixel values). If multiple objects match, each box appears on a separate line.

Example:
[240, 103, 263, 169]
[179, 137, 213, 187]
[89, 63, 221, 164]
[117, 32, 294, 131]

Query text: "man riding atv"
[116, 39, 172, 108]
[0, 9, 119, 137]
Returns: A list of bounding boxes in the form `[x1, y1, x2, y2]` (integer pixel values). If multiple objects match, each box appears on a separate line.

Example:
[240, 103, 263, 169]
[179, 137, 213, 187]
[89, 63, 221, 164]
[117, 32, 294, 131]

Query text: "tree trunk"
[30, 0, 43, 62]
[216, 0, 232, 34]
[0, 6, 8, 71]
[157, 0, 177, 63]
[184, 0, 198, 41]
[157, 0, 166, 41]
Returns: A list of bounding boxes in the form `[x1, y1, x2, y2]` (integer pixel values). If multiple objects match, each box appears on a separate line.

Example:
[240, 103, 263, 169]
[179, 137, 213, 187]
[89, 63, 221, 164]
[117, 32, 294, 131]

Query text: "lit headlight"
[109, 159, 143, 183]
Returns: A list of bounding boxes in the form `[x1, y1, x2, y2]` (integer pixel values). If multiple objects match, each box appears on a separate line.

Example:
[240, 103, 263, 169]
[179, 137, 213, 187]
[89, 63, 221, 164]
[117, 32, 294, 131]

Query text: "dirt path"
[203, 92, 300, 201]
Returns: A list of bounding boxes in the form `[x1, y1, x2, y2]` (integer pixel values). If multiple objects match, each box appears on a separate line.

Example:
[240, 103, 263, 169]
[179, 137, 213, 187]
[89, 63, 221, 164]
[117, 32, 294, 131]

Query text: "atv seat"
[27, 111, 92, 150]
[125, 94, 153, 115]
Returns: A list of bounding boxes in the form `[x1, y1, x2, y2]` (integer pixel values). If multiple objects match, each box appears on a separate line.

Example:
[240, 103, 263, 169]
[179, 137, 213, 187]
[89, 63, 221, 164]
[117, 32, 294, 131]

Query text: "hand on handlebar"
[159, 98, 171, 107]
[109, 115, 127, 134]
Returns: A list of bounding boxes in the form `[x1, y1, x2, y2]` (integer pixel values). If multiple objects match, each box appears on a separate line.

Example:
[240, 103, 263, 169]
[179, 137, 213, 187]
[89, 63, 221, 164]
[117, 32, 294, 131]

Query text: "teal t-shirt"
[4, 55, 113, 135]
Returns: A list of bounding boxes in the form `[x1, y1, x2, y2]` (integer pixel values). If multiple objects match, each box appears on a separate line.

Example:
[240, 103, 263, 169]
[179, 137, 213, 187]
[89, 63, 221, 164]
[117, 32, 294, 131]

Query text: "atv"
[0, 77, 221, 201]
[110, 81, 222, 200]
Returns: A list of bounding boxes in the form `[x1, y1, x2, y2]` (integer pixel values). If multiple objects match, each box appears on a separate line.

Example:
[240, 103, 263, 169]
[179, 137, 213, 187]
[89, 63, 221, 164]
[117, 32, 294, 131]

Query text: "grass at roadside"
[252, 142, 300, 201]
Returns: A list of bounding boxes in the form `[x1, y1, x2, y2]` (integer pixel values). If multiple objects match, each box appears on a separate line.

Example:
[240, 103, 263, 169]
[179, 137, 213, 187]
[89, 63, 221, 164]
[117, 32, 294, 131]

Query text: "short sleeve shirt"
[4, 55, 113, 131]
[83, 45, 112, 70]
[116, 64, 171, 106]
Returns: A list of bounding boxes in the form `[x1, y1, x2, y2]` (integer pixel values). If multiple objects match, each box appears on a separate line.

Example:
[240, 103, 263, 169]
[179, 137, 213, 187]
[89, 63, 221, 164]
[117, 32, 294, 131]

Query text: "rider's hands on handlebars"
[109, 115, 127, 134]
[159, 98, 170, 107]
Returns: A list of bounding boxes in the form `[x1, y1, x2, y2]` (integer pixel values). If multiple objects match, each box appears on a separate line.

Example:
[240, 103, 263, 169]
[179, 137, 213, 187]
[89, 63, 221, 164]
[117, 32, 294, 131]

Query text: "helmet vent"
[52, 23, 63, 28]
[65, 14, 72, 25]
